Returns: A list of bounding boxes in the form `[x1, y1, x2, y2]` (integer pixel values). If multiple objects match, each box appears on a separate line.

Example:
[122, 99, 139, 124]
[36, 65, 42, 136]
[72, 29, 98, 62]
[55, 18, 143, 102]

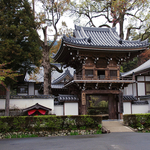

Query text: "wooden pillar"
[119, 92, 123, 118]
[117, 68, 120, 80]
[81, 91, 86, 115]
[82, 68, 85, 80]
[74, 71, 76, 80]
[108, 94, 118, 119]
[132, 72, 135, 80]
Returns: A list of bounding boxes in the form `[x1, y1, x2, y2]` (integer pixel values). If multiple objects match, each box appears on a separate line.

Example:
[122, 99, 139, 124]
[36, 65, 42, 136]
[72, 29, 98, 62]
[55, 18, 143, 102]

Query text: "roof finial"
[119, 39, 122, 44]
[87, 37, 91, 43]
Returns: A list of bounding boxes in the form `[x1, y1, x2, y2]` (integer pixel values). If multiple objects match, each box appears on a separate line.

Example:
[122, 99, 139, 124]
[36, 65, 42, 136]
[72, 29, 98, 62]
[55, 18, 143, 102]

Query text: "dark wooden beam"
[84, 90, 121, 94]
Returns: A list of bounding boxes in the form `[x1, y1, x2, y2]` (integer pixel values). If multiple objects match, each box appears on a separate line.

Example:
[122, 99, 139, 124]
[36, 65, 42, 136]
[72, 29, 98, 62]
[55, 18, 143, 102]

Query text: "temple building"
[53, 25, 149, 119]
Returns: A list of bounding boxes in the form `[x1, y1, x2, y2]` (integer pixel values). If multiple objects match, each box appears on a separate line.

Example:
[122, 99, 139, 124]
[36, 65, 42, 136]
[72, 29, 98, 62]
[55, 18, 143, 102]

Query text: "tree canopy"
[70, 0, 150, 40]
[0, 63, 19, 89]
[0, 0, 42, 115]
[0, 0, 42, 74]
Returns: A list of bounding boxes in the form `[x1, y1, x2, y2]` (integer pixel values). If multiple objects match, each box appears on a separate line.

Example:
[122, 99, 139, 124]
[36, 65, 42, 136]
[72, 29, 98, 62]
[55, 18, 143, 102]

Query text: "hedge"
[123, 114, 150, 130]
[0, 115, 102, 133]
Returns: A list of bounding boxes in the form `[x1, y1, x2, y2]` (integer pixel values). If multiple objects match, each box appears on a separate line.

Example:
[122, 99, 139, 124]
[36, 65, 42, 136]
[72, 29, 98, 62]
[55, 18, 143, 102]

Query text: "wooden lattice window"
[110, 70, 117, 77]
[85, 69, 93, 77]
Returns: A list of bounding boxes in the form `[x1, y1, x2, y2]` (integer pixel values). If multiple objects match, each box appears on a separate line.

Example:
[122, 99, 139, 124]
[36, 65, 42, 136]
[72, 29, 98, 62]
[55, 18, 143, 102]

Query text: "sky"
[32, 0, 75, 41]
[31, 0, 130, 41]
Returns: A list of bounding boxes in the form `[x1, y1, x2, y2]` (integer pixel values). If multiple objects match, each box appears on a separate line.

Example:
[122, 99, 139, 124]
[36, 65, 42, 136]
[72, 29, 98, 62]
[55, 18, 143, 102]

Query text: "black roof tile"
[132, 101, 149, 105]
[123, 95, 137, 102]
[58, 94, 79, 102]
[52, 69, 73, 85]
[62, 25, 149, 49]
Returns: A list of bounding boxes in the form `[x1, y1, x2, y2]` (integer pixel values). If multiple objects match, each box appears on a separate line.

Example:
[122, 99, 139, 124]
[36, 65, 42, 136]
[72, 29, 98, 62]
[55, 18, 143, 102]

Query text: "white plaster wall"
[123, 87, 127, 95]
[137, 83, 145, 96]
[126, 84, 133, 95]
[54, 105, 63, 116]
[123, 102, 131, 115]
[35, 90, 41, 95]
[64, 103, 78, 116]
[147, 100, 150, 110]
[28, 83, 34, 95]
[0, 99, 5, 110]
[132, 105, 149, 114]
[133, 83, 137, 97]
[137, 76, 144, 81]
[0, 98, 54, 113]
[17, 93, 27, 96]
[145, 76, 150, 81]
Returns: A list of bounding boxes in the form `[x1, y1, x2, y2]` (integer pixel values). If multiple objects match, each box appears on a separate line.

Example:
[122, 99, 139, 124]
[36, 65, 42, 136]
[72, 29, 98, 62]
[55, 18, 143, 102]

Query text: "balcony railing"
[74, 75, 134, 81]
[64, 74, 135, 86]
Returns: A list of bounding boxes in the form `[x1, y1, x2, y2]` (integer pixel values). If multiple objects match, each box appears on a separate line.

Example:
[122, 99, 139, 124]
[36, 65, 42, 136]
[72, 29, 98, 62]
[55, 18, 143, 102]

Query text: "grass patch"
[70, 132, 79, 135]
[4, 134, 38, 139]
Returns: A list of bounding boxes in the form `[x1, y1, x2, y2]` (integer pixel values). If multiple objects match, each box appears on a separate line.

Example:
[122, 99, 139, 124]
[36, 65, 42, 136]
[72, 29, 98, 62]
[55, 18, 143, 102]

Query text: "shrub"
[123, 114, 150, 130]
[0, 115, 102, 133]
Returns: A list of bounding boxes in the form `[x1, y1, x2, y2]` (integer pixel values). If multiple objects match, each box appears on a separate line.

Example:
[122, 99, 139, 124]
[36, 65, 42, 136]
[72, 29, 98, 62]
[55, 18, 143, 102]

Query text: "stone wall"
[0, 129, 99, 139]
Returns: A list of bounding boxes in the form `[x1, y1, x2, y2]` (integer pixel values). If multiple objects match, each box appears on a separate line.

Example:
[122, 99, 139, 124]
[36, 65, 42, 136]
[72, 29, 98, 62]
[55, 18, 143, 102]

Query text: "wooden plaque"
[81, 92, 86, 105]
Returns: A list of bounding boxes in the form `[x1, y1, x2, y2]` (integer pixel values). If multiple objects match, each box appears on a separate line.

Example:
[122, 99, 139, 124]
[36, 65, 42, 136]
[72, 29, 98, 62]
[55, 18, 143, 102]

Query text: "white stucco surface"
[137, 76, 144, 81]
[64, 103, 78, 115]
[126, 84, 133, 95]
[133, 83, 137, 96]
[54, 105, 63, 116]
[28, 83, 34, 95]
[0, 98, 54, 113]
[123, 102, 131, 115]
[132, 104, 149, 114]
[145, 76, 150, 81]
[147, 100, 150, 110]
[137, 83, 145, 96]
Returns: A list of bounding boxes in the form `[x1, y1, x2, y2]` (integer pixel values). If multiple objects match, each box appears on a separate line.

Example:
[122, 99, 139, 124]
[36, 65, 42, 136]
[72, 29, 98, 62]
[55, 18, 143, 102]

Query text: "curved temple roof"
[62, 25, 149, 49]
[122, 59, 150, 77]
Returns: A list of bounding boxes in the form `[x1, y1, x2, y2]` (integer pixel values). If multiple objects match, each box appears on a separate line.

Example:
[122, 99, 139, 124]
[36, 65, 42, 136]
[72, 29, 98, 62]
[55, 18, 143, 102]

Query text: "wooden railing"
[65, 75, 135, 85]
[74, 75, 134, 81]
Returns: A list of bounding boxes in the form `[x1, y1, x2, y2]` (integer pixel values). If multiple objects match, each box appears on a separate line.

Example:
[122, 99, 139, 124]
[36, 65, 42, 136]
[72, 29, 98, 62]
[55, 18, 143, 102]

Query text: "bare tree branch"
[126, 25, 143, 40]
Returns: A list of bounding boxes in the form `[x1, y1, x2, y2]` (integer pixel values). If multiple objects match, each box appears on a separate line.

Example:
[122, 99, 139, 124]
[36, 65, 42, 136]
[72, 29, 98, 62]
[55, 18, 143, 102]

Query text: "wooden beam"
[84, 90, 121, 94]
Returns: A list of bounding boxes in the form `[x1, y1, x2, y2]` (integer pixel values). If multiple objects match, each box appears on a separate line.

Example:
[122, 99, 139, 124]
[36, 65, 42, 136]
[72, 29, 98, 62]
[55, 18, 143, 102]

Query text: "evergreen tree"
[0, 0, 42, 116]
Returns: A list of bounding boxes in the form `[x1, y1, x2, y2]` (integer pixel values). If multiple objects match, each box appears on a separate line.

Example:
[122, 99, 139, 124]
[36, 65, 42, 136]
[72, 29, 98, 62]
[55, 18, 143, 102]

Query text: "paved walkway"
[102, 120, 134, 132]
[2, 133, 150, 150]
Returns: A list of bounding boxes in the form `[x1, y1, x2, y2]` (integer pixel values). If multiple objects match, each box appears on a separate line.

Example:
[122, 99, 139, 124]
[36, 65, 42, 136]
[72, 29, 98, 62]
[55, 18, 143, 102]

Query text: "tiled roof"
[54, 101, 63, 105]
[58, 94, 79, 101]
[122, 59, 150, 77]
[132, 101, 149, 105]
[24, 64, 74, 83]
[22, 103, 52, 112]
[51, 84, 66, 89]
[52, 69, 73, 84]
[0, 95, 54, 99]
[139, 95, 150, 100]
[123, 95, 137, 102]
[62, 25, 149, 49]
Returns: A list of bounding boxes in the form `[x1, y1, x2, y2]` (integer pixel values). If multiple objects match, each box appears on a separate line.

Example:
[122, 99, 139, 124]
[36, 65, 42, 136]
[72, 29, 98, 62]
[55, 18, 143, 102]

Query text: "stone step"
[102, 120, 134, 133]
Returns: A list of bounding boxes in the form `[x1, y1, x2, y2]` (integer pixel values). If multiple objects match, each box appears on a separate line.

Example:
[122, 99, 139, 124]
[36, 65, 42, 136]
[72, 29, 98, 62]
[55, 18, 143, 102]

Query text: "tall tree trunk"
[43, 46, 52, 95]
[119, 14, 124, 39]
[5, 85, 10, 116]
[42, 27, 52, 95]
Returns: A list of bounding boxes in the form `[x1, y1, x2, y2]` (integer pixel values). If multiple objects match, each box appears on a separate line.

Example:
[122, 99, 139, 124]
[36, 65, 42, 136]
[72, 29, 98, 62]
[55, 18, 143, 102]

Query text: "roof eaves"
[52, 69, 73, 84]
